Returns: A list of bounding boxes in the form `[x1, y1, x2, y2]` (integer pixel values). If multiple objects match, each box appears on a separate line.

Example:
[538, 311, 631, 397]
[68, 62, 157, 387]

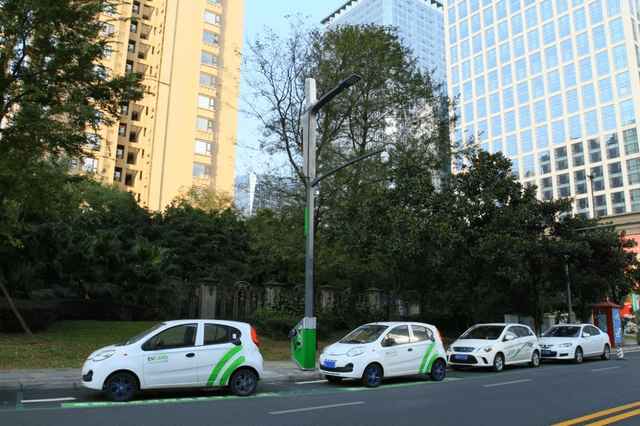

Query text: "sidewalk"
[2, 339, 639, 391]
[0, 360, 324, 391]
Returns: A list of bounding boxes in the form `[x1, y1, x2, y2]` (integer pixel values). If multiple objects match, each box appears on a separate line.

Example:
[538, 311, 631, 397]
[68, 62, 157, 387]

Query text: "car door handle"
[186, 353, 195, 358]
[408, 348, 413, 352]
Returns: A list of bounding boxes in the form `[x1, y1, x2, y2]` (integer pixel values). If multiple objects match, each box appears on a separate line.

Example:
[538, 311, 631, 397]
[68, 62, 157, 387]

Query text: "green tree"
[0, 0, 145, 246]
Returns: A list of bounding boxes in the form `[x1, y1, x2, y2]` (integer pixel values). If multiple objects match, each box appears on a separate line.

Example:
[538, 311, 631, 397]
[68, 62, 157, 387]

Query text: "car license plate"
[324, 360, 336, 368]
[541, 350, 551, 355]
[454, 354, 468, 361]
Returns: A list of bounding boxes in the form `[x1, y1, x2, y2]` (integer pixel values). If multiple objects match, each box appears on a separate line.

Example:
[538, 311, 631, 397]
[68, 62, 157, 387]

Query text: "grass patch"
[0, 321, 458, 370]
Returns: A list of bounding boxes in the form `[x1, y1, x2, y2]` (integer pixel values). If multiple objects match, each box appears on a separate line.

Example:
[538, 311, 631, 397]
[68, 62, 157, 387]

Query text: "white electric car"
[82, 319, 264, 402]
[538, 324, 611, 363]
[446, 323, 540, 372]
[319, 321, 447, 387]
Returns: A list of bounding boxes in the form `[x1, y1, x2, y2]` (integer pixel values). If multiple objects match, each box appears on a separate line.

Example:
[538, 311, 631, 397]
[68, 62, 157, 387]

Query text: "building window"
[539, 150, 551, 174]
[116, 145, 124, 159]
[555, 147, 568, 171]
[199, 73, 216, 88]
[70, 159, 78, 170]
[201, 51, 218, 67]
[572, 142, 585, 167]
[605, 133, 620, 159]
[557, 173, 571, 197]
[193, 163, 211, 179]
[575, 170, 588, 195]
[121, 103, 129, 116]
[608, 161, 623, 188]
[128, 40, 136, 53]
[590, 165, 605, 191]
[623, 128, 639, 155]
[198, 94, 215, 110]
[588, 138, 602, 163]
[611, 191, 626, 214]
[195, 139, 212, 155]
[631, 189, 640, 212]
[540, 176, 554, 200]
[203, 30, 220, 46]
[82, 158, 98, 173]
[100, 23, 114, 36]
[119, 123, 126, 137]
[103, 45, 112, 59]
[205, 11, 221, 25]
[125, 60, 133, 73]
[114, 167, 122, 182]
[196, 117, 214, 132]
[627, 158, 640, 185]
[86, 133, 100, 150]
[130, 22, 137, 33]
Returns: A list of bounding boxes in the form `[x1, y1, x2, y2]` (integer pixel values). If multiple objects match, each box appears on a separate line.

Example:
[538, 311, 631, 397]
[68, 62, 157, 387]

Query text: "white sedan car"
[319, 322, 447, 387]
[539, 324, 611, 363]
[446, 323, 540, 372]
[82, 319, 264, 402]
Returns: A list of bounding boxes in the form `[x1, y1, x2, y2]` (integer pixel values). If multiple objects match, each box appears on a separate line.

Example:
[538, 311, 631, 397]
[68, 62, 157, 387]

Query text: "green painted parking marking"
[61, 392, 280, 409]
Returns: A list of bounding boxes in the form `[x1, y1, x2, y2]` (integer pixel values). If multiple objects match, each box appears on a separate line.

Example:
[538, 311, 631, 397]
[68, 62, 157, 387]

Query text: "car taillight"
[437, 329, 443, 342]
[251, 327, 260, 347]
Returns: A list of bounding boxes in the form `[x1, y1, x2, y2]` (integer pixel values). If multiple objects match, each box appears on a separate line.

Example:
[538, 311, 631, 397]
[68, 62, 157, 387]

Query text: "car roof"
[162, 319, 251, 327]
[363, 321, 437, 327]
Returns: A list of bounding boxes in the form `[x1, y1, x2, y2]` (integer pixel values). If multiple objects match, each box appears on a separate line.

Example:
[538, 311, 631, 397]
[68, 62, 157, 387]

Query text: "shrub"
[55, 299, 160, 321]
[0, 298, 57, 332]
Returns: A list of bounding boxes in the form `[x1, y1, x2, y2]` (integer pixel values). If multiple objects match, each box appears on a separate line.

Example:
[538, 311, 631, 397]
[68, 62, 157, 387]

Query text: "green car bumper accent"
[206, 345, 243, 386]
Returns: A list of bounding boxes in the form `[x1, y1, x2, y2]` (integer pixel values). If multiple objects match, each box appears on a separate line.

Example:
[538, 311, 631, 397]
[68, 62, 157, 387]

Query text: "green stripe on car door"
[419, 343, 435, 374]
[206, 345, 243, 386]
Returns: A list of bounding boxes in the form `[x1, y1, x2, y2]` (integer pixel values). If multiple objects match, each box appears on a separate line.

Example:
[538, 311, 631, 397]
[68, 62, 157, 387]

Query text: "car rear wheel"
[574, 347, 584, 364]
[529, 350, 540, 367]
[492, 353, 505, 372]
[362, 364, 382, 388]
[230, 369, 257, 396]
[429, 359, 446, 381]
[325, 375, 343, 384]
[105, 372, 137, 402]
[601, 344, 610, 360]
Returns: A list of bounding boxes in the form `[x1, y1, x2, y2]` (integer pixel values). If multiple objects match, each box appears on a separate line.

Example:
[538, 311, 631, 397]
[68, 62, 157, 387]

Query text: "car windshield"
[117, 323, 166, 345]
[460, 325, 506, 340]
[542, 326, 581, 338]
[339, 324, 388, 344]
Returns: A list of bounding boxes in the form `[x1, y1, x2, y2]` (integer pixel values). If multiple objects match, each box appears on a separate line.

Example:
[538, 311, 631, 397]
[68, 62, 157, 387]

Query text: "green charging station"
[291, 317, 316, 370]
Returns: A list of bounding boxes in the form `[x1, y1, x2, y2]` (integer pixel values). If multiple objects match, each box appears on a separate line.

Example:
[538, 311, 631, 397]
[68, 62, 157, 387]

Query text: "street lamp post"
[291, 74, 371, 370]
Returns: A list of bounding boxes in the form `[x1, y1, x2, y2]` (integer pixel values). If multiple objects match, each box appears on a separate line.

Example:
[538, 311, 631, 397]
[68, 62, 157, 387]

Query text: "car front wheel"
[529, 350, 540, 367]
[429, 359, 446, 381]
[601, 344, 610, 360]
[492, 353, 505, 372]
[105, 372, 138, 402]
[230, 369, 257, 396]
[574, 347, 584, 364]
[362, 364, 382, 388]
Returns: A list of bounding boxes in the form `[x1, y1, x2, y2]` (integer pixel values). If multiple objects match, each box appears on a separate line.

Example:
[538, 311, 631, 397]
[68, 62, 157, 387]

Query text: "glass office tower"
[323, 0, 447, 88]
[445, 0, 640, 217]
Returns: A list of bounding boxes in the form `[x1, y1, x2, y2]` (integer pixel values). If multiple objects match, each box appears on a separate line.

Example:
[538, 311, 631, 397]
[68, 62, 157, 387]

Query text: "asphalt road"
[2, 354, 640, 426]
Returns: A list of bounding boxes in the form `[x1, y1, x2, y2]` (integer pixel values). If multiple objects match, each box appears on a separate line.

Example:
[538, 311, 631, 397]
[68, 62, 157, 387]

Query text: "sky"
[234, 0, 349, 179]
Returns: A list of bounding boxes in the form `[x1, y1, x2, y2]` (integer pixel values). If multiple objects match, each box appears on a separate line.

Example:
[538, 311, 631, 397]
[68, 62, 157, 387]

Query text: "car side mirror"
[383, 338, 395, 347]
[583, 333, 590, 337]
[504, 335, 515, 341]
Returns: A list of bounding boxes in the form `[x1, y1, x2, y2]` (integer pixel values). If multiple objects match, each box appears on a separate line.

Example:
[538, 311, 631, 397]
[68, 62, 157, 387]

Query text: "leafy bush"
[0, 298, 57, 332]
[56, 299, 161, 321]
[250, 309, 300, 340]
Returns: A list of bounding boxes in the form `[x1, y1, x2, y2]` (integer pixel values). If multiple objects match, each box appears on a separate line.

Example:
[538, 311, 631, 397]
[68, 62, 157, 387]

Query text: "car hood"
[323, 342, 371, 356]
[450, 339, 501, 350]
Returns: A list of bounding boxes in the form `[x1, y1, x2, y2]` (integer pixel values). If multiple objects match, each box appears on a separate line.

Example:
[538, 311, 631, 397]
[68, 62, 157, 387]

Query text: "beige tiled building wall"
[74, 0, 243, 211]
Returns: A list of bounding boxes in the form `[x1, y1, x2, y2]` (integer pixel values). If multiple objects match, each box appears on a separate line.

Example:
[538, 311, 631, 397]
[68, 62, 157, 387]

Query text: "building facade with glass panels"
[323, 0, 447, 87]
[445, 0, 640, 217]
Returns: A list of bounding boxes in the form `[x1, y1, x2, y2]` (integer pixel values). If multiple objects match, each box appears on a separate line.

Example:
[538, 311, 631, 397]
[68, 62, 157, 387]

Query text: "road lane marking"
[482, 379, 531, 387]
[269, 401, 365, 414]
[590, 366, 620, 372]
[586, 408, 640, 425]
[295, 380, 330, 384]
[552, 401, 640, 426]
[23, 397, 77, 403]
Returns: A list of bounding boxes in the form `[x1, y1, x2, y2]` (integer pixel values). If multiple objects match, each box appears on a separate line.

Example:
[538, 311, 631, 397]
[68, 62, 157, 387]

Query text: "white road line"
[295, 380, 329, 384]
[483, 379, 532, 388]
[22, 397, 77, 403]
[270, 401, 365, 415]
[591, 366, 620, 372]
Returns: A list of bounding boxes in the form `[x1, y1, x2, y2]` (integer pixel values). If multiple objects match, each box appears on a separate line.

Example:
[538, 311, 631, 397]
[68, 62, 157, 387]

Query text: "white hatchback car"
[539, 324, 611, 363]
[82, 319, 264, 402]
[319, 322, 447, 387]
[446, 323, 540, 372]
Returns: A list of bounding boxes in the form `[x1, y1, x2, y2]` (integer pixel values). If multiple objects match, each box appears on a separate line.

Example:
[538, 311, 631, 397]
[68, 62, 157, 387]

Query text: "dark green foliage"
[0, 298, 57, 332]
[55, 299, 161, 322]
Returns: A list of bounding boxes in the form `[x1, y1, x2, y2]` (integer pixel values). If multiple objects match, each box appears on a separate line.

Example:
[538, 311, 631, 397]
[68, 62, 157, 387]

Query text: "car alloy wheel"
[105, 372, 137, 402]
[230, 369, 257, 397]
[362, 364, 382, 388]
[529, 350, 540, 367]
[574, 347, 584, 364]
[492, 354, 505, 372]
[429, 359, 446, 381]
[601, 345, 610, 361]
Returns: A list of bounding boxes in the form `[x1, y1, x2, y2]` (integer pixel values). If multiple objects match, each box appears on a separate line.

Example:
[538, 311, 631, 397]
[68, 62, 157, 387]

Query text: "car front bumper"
[318, 354, 366, 379]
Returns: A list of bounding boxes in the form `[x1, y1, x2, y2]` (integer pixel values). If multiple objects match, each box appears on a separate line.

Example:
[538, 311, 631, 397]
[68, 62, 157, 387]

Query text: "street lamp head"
[340, 74, 362, 89]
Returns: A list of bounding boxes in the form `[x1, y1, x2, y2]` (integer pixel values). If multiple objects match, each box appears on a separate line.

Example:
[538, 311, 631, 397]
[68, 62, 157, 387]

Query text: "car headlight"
[558, 343, 573, 348]
[347, 347, 366, 357]
[92, 350, 115, 362]
[476, 346, 493, 353]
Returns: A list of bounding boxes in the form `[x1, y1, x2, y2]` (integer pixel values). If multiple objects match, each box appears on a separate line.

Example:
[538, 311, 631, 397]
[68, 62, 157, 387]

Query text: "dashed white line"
[591, 366, 620, 372]
[22, 397, 77, 403]
[483, 379, 532, 387]
[295, 379, 329, 384]
[270, 401, 365, 415]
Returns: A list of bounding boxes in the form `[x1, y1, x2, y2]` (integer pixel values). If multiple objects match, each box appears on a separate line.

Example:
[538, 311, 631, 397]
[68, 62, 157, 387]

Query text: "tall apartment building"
[72, 0, 243, 211]
[445, 0, 640, 217]
[322, 0, 448, 88]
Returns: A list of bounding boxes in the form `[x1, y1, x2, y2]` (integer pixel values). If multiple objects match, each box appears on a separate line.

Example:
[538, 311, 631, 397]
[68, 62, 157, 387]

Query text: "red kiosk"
[592, 298, 623, 348]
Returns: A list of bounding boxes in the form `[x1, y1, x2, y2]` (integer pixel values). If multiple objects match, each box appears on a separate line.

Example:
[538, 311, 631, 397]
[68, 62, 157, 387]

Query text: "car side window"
[384, 325, 410, 346]
[203, 324, 242, 345]
[587, 325, 600, 337]
[411, 325, 434, 342]
[142, 323, 198, 351]
[515, 326, 533, 338]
